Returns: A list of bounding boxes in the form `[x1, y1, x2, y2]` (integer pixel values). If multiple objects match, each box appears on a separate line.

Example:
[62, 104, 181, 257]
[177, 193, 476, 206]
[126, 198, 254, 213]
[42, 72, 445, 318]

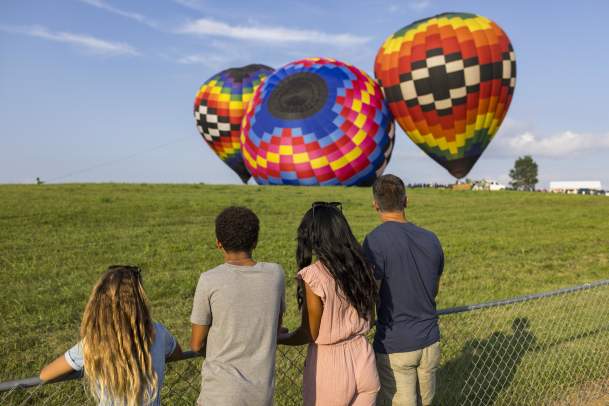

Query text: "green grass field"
[1, 184, 609, 403]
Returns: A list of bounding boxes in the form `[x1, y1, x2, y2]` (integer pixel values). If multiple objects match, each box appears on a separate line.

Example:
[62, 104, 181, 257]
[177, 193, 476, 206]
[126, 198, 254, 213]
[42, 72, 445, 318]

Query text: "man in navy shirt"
[363, 174, 444, 406]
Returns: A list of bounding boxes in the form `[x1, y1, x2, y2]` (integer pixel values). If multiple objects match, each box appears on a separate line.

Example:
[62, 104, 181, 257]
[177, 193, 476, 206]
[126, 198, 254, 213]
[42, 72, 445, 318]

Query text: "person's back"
[278, 202, 380, 406]
[40, 266, 182, 406]
[190, 206, 285, 406]
[192, 262, 284, 404]
[365, 221, 443, 352]
[363, 175, 444, 406]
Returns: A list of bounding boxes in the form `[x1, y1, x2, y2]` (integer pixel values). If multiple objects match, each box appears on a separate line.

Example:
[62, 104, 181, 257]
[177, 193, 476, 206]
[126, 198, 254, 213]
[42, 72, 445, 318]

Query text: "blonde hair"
[80, 266, 158, 406]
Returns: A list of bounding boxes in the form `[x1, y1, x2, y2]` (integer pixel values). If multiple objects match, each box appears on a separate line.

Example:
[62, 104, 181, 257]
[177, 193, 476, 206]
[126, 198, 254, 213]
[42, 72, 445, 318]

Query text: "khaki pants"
[375, 341, 440, 406]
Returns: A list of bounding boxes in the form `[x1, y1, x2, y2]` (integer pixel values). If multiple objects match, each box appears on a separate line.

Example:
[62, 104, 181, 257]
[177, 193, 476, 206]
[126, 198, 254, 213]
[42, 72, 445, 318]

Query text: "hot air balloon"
[241, 57, 395, 186]
[375, 12, 516, 178]
[194, 64, 273, 183]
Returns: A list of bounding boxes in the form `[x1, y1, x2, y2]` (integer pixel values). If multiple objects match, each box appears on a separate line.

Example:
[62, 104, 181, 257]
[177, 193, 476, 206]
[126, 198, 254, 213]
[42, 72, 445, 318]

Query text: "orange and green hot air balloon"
[375, 12, 516, 178]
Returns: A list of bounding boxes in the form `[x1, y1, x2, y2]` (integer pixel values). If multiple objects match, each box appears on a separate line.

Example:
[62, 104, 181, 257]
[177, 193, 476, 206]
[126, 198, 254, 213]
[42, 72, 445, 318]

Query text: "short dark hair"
[215, 206, 259, 252]
[372, 174, 407, 212]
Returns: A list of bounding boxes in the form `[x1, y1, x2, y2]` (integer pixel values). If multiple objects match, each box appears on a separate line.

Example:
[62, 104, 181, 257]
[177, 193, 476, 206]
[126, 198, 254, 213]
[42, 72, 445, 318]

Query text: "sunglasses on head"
[108, 265, 142, 277]
[312, 201, 343, 213]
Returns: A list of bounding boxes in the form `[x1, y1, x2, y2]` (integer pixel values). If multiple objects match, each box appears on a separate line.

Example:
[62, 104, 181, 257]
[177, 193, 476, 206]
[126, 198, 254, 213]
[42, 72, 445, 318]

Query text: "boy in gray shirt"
[190, 206, 285, 406]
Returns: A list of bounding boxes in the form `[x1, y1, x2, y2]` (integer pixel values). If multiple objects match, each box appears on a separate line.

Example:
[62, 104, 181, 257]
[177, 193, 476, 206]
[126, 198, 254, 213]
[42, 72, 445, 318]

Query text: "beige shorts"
[375, 341, 441, 406]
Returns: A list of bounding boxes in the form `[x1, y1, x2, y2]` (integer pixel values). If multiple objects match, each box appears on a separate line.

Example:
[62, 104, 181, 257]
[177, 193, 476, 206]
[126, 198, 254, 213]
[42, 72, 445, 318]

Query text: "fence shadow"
[436, 317, 536, 406]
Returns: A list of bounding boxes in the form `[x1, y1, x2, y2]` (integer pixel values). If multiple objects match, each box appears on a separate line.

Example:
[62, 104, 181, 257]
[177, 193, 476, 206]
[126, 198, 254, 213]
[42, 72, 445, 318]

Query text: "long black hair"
[296, 204, 377, 320]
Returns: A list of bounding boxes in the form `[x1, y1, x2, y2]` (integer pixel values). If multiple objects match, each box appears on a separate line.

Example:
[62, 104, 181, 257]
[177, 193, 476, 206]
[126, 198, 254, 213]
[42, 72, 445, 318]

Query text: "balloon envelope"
[375, 12, 516, 178]
[241, 57, 395, 186]
[194, 64, 273, 183]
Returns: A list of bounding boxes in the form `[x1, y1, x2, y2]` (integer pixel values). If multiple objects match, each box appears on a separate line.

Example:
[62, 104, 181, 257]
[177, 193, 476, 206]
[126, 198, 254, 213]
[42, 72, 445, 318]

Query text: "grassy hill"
[1, 184, 608, 401]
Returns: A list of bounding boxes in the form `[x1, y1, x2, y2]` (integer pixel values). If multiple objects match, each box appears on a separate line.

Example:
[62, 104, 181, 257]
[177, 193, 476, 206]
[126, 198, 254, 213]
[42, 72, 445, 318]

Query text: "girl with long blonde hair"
[40, 265, 182, 405]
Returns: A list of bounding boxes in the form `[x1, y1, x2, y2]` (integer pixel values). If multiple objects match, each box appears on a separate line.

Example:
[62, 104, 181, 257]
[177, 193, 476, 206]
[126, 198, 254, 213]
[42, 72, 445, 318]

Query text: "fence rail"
[2, 279, 609, 405]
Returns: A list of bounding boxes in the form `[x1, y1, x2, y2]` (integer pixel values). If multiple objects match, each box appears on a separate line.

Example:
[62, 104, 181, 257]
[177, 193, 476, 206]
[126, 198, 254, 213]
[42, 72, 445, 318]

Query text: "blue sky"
[1, 0, 609, 187]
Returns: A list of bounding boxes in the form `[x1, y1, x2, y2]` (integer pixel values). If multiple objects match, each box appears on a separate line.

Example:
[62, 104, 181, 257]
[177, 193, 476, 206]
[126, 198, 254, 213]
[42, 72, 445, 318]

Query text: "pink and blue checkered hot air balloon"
[241, 58, 395, 186]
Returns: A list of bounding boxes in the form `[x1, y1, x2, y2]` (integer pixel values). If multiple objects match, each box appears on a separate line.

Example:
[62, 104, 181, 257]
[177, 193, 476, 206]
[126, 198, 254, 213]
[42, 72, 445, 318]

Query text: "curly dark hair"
[215, 206, 259, 252]
[296, 205, 377, 320]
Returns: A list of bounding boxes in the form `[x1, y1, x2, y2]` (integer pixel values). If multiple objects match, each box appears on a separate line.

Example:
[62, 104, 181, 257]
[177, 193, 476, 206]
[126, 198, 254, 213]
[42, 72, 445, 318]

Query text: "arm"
[190, 274, 212, 354]
[166, 342, 184, 361]
[277, 311, 284, 335]
[39, 355, 75, 382]
[190, 324, 210, 353]
[278, 280, 323, 346]
[277, 281, 286, 334]
[435, 278, 441, 299]
[363, 236, 382, 325]
[435, 245, 444, 298]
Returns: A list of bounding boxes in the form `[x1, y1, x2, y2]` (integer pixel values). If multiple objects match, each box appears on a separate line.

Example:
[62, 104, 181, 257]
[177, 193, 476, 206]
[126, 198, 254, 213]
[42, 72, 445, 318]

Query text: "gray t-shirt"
[191, 262, 285, 406]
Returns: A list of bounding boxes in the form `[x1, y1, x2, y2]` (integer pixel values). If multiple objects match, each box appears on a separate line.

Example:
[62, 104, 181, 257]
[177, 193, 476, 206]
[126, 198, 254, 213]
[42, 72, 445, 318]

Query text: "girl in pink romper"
[278, 202, 380, 405]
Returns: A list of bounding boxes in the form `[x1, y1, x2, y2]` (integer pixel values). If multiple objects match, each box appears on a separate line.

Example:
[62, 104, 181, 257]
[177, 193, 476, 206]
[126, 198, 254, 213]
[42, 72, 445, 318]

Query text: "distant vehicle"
[473, 179, 507, 191]
[549, 181, 602, 194]
[452, 183, 473, 191]
[489, 181, 507, 191]
[576, 188, 607, 196]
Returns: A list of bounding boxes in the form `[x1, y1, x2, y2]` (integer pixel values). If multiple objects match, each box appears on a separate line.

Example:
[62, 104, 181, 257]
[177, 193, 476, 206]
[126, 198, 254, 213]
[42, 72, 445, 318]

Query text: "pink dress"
[298, 261, 380, 406]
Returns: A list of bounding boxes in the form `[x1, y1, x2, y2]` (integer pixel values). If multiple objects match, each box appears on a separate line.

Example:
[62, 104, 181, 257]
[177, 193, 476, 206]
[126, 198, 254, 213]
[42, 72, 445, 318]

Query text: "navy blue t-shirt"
[363, 221, 444, 354]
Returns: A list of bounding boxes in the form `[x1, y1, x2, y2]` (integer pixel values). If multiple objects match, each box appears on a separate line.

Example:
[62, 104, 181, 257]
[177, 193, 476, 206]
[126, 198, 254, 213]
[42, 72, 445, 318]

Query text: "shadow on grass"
[435, 318, 536, 406]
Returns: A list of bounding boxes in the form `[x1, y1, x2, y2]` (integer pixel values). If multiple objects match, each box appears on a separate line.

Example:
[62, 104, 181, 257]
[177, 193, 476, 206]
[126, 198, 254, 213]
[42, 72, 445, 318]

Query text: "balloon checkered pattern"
[241, 57, 395, 186]
[194, 64, 273, 183]
[375, 13, 516, 178]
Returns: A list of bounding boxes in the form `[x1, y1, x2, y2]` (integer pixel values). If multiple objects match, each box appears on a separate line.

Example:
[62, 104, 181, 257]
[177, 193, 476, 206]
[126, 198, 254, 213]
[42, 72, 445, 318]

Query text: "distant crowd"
[40, 174, 444, 406]
[407, 182, 452, 189]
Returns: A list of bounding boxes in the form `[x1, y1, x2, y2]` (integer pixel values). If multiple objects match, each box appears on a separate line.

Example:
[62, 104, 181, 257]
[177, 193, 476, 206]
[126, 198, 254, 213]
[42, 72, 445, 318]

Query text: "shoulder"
[366, 222, 390, 241]
[298, 262, 329, 298]
[258, 262, 285, 275]
[198, 264, 230, 283]
[364, 222, 403, 252]
[413, 224, 441, 242]
[409, 224, 443, 249]
[298, 262, 331, 285]
[259, 262, 286, 285]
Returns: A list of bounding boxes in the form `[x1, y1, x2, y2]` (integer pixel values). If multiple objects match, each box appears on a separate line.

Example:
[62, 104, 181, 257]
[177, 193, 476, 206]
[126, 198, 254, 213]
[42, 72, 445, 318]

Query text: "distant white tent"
[549, 181, 602, 193]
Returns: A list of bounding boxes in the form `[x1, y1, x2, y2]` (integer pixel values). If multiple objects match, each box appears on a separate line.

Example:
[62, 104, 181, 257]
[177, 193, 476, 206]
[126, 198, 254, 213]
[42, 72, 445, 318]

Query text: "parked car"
[473, 179, 506, 191]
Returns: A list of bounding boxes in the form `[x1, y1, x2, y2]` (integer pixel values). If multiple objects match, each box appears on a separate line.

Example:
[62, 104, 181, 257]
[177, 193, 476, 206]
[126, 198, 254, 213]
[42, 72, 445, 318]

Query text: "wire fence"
[1, 279, 608, 405]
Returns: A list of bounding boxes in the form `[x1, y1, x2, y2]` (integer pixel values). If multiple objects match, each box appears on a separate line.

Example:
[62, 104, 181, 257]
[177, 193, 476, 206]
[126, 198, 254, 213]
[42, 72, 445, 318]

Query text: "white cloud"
[177, 54, 208, 64]
[177, 53, 234, 70]
[501, 130, 609, 157]
[0, 25, 139, 56]
[78, 0, 158, 28]
[177, 18, 370, 46]
[175, 39, 254, 69]
[172, 0, 206, 11]
[409, 0, 432, 11]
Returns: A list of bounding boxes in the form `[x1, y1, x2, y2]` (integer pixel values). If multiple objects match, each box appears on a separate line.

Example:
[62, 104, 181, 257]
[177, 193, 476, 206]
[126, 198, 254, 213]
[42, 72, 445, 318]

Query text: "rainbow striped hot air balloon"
[241, 58, 395, 186]
[375, 13, 516, 178]
[194, 64, 273, 183]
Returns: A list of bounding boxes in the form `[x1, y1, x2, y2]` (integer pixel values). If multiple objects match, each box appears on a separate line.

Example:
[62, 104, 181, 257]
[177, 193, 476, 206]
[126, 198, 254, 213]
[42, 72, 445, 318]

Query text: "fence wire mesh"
[1, 280, 608, 405]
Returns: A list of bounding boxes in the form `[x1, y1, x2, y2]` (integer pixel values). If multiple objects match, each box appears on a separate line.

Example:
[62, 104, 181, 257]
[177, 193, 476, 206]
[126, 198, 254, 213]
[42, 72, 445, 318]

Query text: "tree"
[509, 155, 538, 191]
